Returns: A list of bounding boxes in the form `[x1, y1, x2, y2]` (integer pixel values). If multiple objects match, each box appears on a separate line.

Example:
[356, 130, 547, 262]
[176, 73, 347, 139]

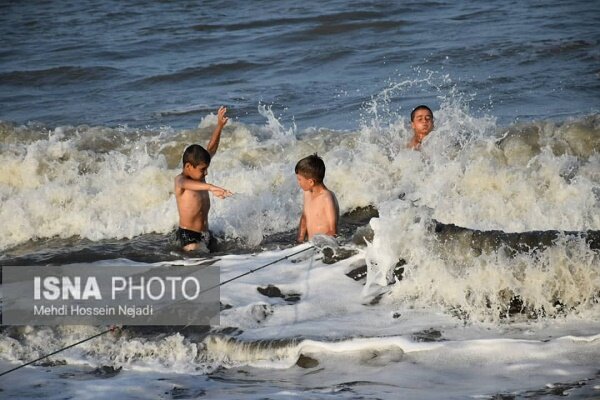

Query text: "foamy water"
[2, 95, 600, 398]
[2, 84, 599, 399]
[2, 98, 599, 252]
[1, 246, 599, 399]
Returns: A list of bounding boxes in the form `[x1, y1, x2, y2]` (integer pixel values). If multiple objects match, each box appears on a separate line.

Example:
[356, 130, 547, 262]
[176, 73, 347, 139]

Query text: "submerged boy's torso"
[304, 189, 339, 239]
[175, 175, 210, 232]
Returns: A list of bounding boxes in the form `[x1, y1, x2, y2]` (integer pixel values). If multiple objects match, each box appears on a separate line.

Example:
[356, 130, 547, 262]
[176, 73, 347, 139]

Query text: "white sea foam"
[365, 200, 600, 322]
[1, 99, 599, 251]
[1, 248, 599, 399]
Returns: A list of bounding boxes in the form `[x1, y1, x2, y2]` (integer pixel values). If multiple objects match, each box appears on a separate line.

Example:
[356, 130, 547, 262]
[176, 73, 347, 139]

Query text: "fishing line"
[0, 327, 116, 378]
[0, 244, 315, 378]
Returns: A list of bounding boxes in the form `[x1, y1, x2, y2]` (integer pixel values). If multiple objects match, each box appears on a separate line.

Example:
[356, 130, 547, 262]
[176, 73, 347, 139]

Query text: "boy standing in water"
[295, 154, 339, 242]
[408, 105, 434, 150]
[175, 106, 232, 251]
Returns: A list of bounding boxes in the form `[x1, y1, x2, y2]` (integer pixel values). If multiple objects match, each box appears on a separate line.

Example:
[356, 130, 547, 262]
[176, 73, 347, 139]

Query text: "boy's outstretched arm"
[207, 106, 228, 157]
[175, 175, 233, 198]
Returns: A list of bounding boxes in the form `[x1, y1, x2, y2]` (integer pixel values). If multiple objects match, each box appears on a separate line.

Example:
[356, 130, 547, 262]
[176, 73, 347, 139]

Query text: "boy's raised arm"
[206, 106, 228, 157]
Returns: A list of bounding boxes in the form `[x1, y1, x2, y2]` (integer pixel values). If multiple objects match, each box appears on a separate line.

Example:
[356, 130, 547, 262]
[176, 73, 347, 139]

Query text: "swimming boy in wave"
[295, 154, 339, 242]
[175, 106, 232, 251]
[408, 105, 434, 150]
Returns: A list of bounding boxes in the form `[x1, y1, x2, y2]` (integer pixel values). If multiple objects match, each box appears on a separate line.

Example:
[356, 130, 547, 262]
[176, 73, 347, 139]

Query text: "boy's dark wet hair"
[295, 153, 325, 183]
[182, 144, 211, 167]
[410, 105, 433, 121]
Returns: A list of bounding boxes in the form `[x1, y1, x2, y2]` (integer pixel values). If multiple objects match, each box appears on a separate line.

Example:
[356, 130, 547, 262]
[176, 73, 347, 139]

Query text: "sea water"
[1, 1, 600, 399]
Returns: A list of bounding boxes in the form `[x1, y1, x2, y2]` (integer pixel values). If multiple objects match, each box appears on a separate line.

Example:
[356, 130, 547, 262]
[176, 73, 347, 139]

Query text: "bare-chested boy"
[408, 105, 434, 150]
[175, 106, 232, 251]
[295, 154, 339, 243]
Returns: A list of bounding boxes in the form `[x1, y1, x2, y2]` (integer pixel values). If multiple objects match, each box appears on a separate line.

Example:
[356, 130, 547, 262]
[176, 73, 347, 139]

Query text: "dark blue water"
[1, 0, 598, 130]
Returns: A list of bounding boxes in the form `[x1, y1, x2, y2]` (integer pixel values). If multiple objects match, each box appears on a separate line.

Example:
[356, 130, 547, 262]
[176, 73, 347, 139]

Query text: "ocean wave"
[192, 16, 316, 32]
[133, 61, 271, 86]
[1, 105, 599, 251]
[365, 200, 600, 322]
[0, 66, 122, 86]
[154, 104, 215, 117]
[191, 11, 390, 34]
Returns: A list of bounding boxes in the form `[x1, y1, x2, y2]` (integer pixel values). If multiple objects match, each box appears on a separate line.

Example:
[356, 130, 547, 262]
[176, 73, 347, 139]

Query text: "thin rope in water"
[0, 245, 315, 378]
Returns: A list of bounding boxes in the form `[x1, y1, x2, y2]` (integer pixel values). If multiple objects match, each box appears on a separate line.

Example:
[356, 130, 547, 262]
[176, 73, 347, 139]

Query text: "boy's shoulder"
[315, 186, 337, 201]
[324, 188, 337, 200]
[174, 173, 189, 189]
[321, 187, 339, 210]
[321, 184, 336, 196]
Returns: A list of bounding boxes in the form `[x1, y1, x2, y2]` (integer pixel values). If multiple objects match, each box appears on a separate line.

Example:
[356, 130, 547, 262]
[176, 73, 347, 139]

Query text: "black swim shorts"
[176, 228, 211, 249]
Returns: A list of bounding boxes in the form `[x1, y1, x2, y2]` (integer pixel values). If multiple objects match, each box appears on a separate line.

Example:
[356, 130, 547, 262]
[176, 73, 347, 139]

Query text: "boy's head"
[410, 105, 433, 122]
[410, 105, 434, 138]
[295, 154, 325, 191]
[182, 144, 211, 180]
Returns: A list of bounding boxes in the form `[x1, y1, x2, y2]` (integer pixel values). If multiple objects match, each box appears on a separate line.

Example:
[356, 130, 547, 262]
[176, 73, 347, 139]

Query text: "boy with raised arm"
[295, 154, 339, 243]
[175, 106, 232, 251]
[408, 105, 434, 150]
